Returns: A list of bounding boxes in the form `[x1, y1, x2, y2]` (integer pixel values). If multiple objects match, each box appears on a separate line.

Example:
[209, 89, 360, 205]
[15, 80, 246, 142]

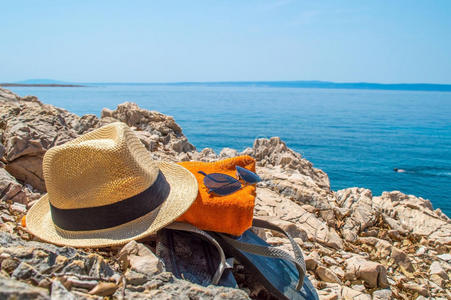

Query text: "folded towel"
[177, 155, 256, 236]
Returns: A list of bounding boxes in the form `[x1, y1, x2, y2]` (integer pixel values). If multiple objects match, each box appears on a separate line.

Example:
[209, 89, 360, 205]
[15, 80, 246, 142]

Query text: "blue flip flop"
[212, 218, 319, 300]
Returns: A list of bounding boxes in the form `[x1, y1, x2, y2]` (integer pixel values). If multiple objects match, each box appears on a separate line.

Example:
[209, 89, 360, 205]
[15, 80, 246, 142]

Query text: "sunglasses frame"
[198, 166, 261, 196]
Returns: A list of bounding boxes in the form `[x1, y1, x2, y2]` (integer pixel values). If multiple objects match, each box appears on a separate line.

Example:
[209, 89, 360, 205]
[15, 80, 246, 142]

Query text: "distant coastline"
[0, 83, 85, 87]
[156, 80, 451, 92]
[91, 80, 451, 92]
[4, 80, 451, 92]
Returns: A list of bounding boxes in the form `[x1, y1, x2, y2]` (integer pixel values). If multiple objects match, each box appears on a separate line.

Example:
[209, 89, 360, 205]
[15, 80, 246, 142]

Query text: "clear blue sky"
[2, 1, 451, 83]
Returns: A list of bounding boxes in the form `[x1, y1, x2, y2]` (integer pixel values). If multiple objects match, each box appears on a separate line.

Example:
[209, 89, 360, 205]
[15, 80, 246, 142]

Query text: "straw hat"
[26, 122, 198, 248]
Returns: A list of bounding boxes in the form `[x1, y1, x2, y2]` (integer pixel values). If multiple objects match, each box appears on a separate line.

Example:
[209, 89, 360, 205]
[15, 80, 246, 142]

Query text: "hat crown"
[43, 122, 158, 209]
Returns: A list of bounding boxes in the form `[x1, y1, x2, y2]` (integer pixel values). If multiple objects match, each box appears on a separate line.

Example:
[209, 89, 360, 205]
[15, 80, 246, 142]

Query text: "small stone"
[0, 143, 4, 158]
[101, 108, 113, 118]
[88, 282, 118, 297]
[62, 260, 85, 274]
[177, 152, 190, 161]
[361, 229, 378, 237]
[11, 203, 27, 214]
[351, 284, 365, 292]
[219, 147, 238, 158]
[430, 274, 445, 288]
[266, 237, 286, 246]
[55, 255, 68, 265]
[322, 256, 338, 266]
[345, 256, 389, 288]
[259, 217, 308, 241]
[301, 204, 317, 213]
[0, 277, 49, 299]
[329, 266, 344, 279]
[109, 273, 122, 284]
[72, 290, 103, 299]
[429, 261, 448, 279]
[118, 240, 153, 258]
[118, 241, 164, 276]
[65, 276, 98, 289]
[427, 278, 443, 293]
[305, 255, 319, 271]
[124, 269, 147, 285]
[6, 245, 33, 258]
[318, 293, 338, 300]
[1, 257, 19, 274]
[372, 289, 392, 300]
[129, 254, 163, 276]
[316, 266, 342, 284]
[403, 282, 429, 296]
[87, 254, 115, 278]
[51, 280, 76, 300]
[1, 214, 15, 223]
[416, 246, 426, 256]
[294, 237, 304, 247]
[12, 262, 43, 282]
[38, 278, 52, 289]
[437, 253, 451, 262]
[388, 230, 401, 241]
[341, 286, 371, 300]
[391, 247, 414, 272]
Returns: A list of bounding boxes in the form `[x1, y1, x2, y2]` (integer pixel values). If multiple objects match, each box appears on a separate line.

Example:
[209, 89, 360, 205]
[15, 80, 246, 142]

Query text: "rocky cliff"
[0, 88, 450, 299]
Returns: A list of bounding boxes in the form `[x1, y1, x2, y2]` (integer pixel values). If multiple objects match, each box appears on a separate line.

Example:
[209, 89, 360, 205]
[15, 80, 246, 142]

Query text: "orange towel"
[177, 155, 256, 236]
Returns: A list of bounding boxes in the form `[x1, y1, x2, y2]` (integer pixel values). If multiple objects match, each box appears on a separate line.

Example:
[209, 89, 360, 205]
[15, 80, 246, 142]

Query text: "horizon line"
[3, 79, 451, 92]
[9, 78, 451, 85]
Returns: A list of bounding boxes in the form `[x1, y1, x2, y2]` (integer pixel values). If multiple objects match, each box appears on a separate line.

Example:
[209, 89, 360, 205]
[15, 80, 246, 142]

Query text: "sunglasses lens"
[210, 181, 242, 196]
[203, 173, 242, 196]
[236, 166, 261, 184]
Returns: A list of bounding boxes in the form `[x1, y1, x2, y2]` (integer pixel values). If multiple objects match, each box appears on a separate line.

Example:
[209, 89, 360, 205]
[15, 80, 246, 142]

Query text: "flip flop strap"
[252, 218, 306, 279]
[218, 218, 306, 290]
[165, 222, 231, 285]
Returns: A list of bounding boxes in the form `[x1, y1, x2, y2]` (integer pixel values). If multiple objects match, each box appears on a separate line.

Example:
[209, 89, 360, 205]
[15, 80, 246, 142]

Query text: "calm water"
[8, 84, 451, 216]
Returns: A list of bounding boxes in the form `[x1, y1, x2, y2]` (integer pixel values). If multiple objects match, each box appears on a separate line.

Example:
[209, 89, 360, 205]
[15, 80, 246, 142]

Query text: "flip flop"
[212, 218, 319, 300]
[156, 222, 237, 288]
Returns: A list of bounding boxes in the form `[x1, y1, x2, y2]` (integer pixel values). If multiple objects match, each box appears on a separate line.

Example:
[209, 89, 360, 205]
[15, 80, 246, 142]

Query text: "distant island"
[0, 79, 85, 87]
[2, 79, 451, 92]
[0, 83, 85, 87]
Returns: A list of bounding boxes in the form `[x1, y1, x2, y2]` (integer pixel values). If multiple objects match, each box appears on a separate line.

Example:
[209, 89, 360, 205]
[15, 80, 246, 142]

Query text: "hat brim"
[26, 161, 198, 248]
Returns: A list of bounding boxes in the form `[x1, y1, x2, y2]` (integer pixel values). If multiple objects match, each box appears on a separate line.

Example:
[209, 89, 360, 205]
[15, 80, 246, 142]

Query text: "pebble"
[315, 266, 342, 284]
[11, 203, 27, 214]
[329, 266, 344, 279]
[437, 253, 451, 262]
[403, 282, 429, 297]
[305, 255, 319, 271]
[88, 282, 119, 296]
[416, 246, 426, 256]
[1, 257, 19, 274]
[372, 289, 393, 300]
[322, 256, 338, 266]
[430, 261, 448, 279]
[51, 280, 76, 300]
[350, 284, 365, 292]
[1, 214, 15, 223]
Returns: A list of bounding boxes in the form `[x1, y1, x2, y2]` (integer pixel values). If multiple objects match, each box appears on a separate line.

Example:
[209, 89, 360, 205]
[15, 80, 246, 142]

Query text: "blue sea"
[7, 84, 451, 216]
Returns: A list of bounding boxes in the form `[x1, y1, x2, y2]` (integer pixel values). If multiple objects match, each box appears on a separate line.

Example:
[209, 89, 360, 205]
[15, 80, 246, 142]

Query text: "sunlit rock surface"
[1, 88, 450, 299]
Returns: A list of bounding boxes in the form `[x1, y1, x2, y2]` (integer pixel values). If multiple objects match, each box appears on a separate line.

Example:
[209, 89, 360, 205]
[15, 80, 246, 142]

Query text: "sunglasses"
[198, 166, 261, 196]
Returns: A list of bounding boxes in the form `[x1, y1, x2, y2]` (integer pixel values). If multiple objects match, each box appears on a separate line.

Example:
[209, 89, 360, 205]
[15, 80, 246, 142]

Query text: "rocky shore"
[0, 87, 450, 299]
